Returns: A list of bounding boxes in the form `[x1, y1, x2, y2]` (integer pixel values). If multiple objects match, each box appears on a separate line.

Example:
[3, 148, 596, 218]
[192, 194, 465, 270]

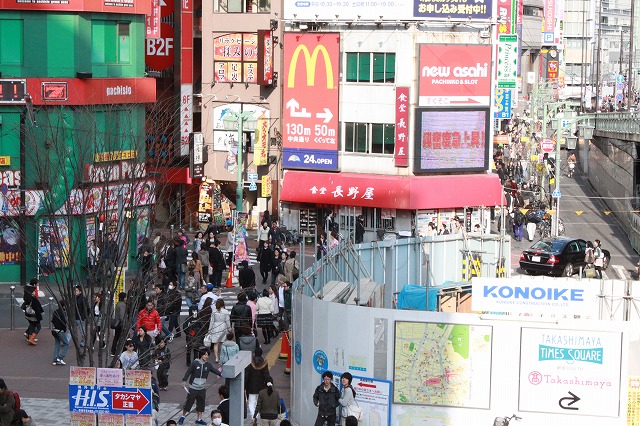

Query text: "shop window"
[344, 122, 395, 154]
[0, 20, 23, 65]
[362, 208, 395, 231]
[215, 0, 270, 13]
[346, 52, 395, 83]
[92, 21, 130, 64]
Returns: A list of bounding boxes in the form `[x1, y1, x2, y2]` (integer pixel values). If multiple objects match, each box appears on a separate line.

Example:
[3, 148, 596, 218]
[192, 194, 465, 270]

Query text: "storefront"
[279, 171, 504, 241]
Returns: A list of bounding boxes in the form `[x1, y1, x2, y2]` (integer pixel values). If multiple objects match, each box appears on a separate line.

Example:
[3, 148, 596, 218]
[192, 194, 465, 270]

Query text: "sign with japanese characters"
[282, 32, 339, 171]
[257, 30, 274, 86]
[69, 385, 152, 415]
[213, 33, 258, 83]
[419, 45, 492, 106]
[494, 88, 512, 119]
[254, 114, 269, 165]
[394, 87, 409, 167]
[261, 175, 272, 197]
[496, 0, 517, 36]
[414, 107, 489, 173]
[283, 0, 491, 20]
[497, 35, 518, 88]
[519, 328, 622, 417]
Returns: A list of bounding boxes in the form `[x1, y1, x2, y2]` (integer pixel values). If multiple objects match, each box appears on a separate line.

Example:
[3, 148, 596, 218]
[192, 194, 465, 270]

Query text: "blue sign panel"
[413, 0, 492, 19]
[283, 148, 338, 171]
[69, 385, 152, 415]
[494, 88, 512, 119]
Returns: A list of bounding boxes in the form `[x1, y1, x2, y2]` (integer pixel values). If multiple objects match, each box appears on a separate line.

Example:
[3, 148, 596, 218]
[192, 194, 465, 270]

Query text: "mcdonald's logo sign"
[287, 44, 334, 89]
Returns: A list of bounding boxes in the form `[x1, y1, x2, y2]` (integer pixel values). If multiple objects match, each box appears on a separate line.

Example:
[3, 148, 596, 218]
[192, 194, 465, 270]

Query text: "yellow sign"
[254, 115, 269, 166]
[94, 150, 137, 163]
[288, 45, 334, 88]
[0, 156, 10, 166]
[520, 136, 530, 143]
[261, 175, 272, 197]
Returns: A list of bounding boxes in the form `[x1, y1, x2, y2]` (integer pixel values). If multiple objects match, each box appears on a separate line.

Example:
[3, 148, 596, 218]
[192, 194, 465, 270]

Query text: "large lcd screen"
[414, 108, 490, 173]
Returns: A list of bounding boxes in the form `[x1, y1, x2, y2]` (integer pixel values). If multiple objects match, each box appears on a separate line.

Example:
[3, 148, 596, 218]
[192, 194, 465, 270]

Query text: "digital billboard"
[413, 107, 490, 173]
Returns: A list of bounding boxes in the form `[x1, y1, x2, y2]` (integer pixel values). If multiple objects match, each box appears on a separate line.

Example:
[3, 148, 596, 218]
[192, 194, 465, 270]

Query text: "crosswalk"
[179, 287, 239, 316]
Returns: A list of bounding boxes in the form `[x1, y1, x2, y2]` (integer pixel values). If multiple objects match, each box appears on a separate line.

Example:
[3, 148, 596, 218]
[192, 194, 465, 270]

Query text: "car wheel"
[563, 263, 574, 277]
[603, 256, 610, 270]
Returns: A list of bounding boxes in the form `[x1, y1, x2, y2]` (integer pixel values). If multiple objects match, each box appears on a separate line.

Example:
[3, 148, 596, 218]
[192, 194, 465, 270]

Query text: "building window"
[0, 20, 23, 65]
[346, 53, 395, 83]
[92, 21, 130, 64]
[344, 122, 395, 154]
[215, 0, 270, 13]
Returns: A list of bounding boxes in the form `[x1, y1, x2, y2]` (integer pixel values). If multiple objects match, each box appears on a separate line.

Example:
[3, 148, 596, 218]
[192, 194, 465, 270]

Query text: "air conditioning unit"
[479, 29, 490, 38]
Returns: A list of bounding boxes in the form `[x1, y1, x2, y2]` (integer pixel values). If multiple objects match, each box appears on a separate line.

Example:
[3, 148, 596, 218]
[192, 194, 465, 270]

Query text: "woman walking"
[205, 299, 231, 363]
[253, 377, 280, 425]
[256, 289, 276, 344]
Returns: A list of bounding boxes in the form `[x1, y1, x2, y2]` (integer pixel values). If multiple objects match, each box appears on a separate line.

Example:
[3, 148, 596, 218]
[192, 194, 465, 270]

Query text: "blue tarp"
[397, 285, 428, 311]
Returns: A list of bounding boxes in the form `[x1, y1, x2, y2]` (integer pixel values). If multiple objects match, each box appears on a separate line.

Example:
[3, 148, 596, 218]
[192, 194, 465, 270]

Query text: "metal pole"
[581, 3, 586, 112]
[10, 285, 15, 331]
[554, 113, 563, 236]
[236, 114, 244, 213]
[595, 0, 603, 111]
[629, 0, 636, 108]
[48, 296, 54, 329]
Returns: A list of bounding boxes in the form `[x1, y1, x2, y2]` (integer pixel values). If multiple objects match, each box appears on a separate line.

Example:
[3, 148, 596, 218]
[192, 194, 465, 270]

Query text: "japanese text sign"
[261, 175, 272, 197]
[414, 0, 492, 19]
[213, 33, 258, 83]
[494, 88, 512, 119]
[497, 35, 518, 88]
[419, 44, 492, 106]
[69, 385, 152, 416]
[254, 115, 269, 166]
[257, 30, 274, 86]
[282, 32, 339, 171]
[496, 0, 517, 36]
[414, 108, 489, 173]
[394, 87, 409, 167]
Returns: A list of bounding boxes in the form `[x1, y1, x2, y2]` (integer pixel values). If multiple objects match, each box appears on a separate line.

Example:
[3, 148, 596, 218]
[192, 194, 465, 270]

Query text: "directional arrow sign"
[558, 391, 580, 410]
[112, 389, 150, 413]
[315, 108, 333, 123]
[286, 98, 311, 118]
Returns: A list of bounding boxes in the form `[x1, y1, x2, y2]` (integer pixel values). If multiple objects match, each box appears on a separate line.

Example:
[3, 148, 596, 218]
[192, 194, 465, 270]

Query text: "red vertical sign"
[394, 87, 409, 167]
[282, 33, 340, 171]
[146, 0, 160, 39]
[257, 30, 274, 86]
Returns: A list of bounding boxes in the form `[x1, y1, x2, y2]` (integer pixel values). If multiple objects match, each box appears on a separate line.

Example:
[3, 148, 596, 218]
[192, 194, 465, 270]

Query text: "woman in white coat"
[256, 289, 276, 344]
[205, 298, 231, 363]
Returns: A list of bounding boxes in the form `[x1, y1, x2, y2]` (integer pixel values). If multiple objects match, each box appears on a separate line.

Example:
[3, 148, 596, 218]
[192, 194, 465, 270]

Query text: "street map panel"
[393, 322, 493, 408]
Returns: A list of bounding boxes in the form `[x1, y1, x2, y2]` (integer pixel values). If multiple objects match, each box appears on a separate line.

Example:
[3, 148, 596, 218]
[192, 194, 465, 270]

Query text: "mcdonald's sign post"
[283, 33, 339, 171]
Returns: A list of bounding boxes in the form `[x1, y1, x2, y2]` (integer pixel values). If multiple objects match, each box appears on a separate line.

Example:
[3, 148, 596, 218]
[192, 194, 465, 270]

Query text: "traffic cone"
[284, 331, 292, 375]
[279, 328, 290, 360]
[36, 282, 44, 298]
[225, 263, 234, 288]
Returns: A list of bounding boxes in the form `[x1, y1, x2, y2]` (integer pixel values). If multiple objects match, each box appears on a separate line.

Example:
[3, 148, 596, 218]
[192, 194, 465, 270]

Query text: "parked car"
[519, 237, 611, 277]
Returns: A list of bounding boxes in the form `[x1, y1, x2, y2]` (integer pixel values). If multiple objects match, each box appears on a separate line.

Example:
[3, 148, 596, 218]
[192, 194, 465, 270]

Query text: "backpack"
[514, 210, 525, 226]
[292, 260, 299, 281]
[8, 390, 20, 412]
[585, 248, 595, 264]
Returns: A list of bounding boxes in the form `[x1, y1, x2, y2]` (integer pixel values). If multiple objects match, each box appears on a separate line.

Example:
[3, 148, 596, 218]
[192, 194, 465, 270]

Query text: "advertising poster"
[136, 207, 150, 248]
[261, 175, 272, 198]
[70, 367, 97, 386]
[213, 33, 258, 83]
[519, 328, 622, 416]
[254, 114, 269, 165]
[628, 377, 640, 425]
[97, 368, 123, 387]
[234, 213, 249, 263]
[416, 210, 438, 237]
[71, 412, 97, 426]
[125, 370, 151, 388]
[124, 414, 152, 426]
[38, 218, 70, 273]
[414, 108, 489, 172]
[419, 45, 492, 106]
[0, 217, 20, 264]
[394, 322, 493, 408]
[497, 35, 518, 88]
[98, 413, 124, 426]
[198, 182, 213, 223]
[414, 0, 492, 20]
[494, 88, 512, 119]
[282, 33, 340, 171]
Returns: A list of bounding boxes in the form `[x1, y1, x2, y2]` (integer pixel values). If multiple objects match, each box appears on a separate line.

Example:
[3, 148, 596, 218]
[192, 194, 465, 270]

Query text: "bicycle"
[493, 414, 522, 426]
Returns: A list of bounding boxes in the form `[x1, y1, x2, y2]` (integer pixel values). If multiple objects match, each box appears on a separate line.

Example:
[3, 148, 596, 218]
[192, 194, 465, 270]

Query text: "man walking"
[178, 348, 222, 425]
[313, 371, 340, 426]
[74, 285, 88, 348]
[209, 240, 226, 288]
[52, 300, 71, 365]
[22, 280, 43, 346]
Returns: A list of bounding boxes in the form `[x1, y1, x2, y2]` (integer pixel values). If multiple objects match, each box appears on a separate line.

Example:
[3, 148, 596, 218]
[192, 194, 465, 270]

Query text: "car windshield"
[530, 240, 564, 253]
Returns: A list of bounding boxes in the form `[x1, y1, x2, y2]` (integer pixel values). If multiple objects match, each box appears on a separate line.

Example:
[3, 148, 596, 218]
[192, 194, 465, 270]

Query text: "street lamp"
[222, 110, 257, 213]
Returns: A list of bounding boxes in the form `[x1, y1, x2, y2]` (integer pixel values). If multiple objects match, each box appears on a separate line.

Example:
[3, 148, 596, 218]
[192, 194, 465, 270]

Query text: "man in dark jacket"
[176, 239, 188, 289]
[237, 260, 255, 290]
[52, 300, 71, 365]
[230, 292, 252, 340]
[74, 285, 88, 348]
[178, 348, 222, 425]
[166, 282, 182, 338]
[208, 240, 226, 288]
[355, 215, 365, 244]
[163, 239, 178, 283]
[0, 378, 16, 425]
[313, 371, 340, 426]
[110, 292, 127, 357]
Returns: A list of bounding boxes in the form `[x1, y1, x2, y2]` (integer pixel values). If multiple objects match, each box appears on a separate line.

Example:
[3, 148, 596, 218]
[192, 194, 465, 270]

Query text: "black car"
[519, 237, 611, 277]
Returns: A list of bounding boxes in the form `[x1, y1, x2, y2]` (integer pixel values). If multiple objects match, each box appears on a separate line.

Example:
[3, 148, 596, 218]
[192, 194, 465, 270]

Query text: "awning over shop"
[280, 171, 504, 210]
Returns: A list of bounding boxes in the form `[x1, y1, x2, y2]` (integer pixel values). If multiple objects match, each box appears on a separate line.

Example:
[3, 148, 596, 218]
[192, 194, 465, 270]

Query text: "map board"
[519, 328, 622, 417]
[393, 322, 493, 408]
[330, 372, 392, 425]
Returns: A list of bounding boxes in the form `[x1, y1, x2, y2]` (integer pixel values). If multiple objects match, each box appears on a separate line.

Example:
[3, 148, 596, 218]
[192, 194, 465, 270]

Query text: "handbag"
[346, 402, 364, 421]
[584, 266, 597, 278]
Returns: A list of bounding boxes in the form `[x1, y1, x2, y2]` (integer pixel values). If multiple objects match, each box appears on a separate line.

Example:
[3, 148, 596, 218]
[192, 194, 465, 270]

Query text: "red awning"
[280, 171, 504, 210]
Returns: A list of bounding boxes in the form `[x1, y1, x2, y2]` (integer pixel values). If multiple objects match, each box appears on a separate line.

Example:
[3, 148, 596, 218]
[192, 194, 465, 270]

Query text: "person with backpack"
[230, 292, 252, 341]
[283, 251, 299, 283]
[0, 379, 17, 425]
[244, 349, 270, 421]
[512, 209, 525, 242]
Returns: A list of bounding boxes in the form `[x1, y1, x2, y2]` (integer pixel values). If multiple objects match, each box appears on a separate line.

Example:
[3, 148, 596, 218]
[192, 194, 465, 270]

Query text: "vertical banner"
[145, 0, 160, 39]
[496, 0, 517, 36]
[542, 0, 556, 44]
[190, 132, 204, 178]
[198, 181, 213, 223]
[497, 35, 518, 88]
[282, 32, 340, 171]
[180, 85, 193, 156]
[234, 213, 249, 263]
[254, 114, 269, 165]
[180, 0, 193, 156]
[257, 30, 274, 86]
[494, 88, 512, 119]
[394, 87, 409, 167]
[261, 175, 272, 197]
